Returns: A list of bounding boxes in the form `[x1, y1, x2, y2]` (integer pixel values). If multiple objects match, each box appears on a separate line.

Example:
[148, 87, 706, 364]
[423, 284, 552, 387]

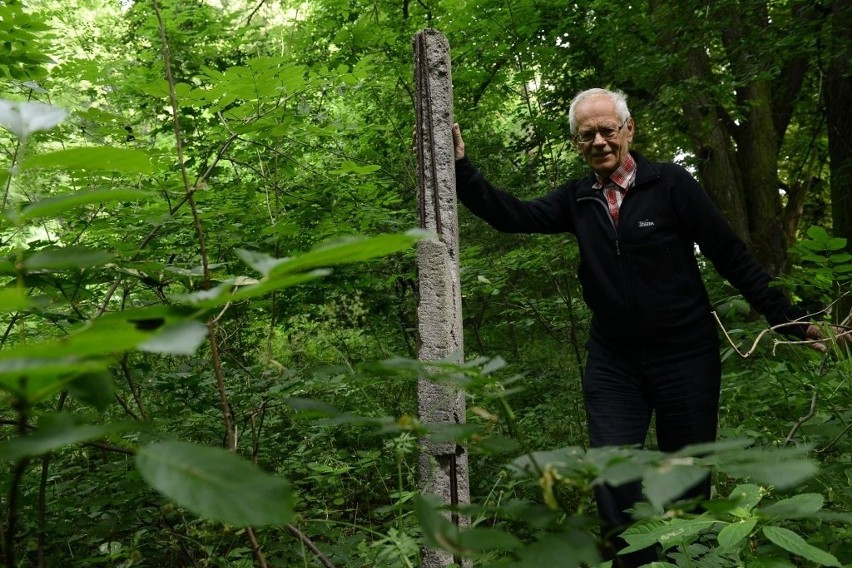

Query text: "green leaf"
[24, 246, 113, 270]
[0, 288, 29, 312]
[415, 493, 462, 554]
[456, 527, 521, 551]
[621, 518, 718, 553]
[138, 320, 208, 355]
[711, 448, 818, 489]
[643, 461, 708, 509]
[0, 357, 108, 402]
[825, 237, 847, 251]
[135, 441, 294, 527]
[20, 189, 148, 220]
[67, 371, 115, 411]
[758, 493, 824, 520]
[716, 518, 757, 550]
[266, 230, 427, 277]
[762, 525, 840, 566]
[513, 531, 600, 567]
[23, 147, 154, 174]
[728, 484, 764, 517]
[0, 415, 135, 462]
[805, 225, 829, 243]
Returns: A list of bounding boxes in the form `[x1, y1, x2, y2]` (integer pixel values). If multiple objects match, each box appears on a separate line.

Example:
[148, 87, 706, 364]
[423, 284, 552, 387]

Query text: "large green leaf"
[0, 357, 107, 402]
[23, 246, 113, 270]
[19, 189, 148, 221]
[758, 493, 824, 520]
[620, 518, 718, 553]
[264, 230, 427, 277]
[135, 441, 294, 527]
[0, 288, 29, 312]
[512, 531, 600, 567]
[0, 415, 136, 462]
[716, 518, 757, 550]
[710, 448, 818, 489]
[642, 461, 708, 509]
[762, 525, 840, 566]
[23, 147, 154, 174]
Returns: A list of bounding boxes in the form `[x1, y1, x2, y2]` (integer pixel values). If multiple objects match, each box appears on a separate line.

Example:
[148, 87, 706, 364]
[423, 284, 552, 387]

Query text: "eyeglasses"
[573, 118, 629, 144]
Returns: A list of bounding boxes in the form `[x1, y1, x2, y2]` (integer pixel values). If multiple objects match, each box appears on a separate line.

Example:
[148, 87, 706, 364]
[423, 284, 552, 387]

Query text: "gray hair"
[568, 88, 631, 134]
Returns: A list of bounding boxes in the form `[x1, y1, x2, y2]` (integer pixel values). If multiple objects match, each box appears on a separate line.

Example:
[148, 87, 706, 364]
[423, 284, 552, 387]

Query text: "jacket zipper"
[577, 195, 620, 255]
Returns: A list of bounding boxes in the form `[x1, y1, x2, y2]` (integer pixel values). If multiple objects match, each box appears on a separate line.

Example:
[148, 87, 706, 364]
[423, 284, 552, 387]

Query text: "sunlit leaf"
[23, 147, 154, 174]
[0, 99, 67, 138]
[0, 288, 29, 312]
[138, 320, 208, 355]
[20, 189, 148, 220]
[266, 230, 427, 277]
[136, 441, 294, 527]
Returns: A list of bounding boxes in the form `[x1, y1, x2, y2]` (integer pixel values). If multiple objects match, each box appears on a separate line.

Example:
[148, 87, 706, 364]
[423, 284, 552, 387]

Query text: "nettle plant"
[0, 98, 423, 566]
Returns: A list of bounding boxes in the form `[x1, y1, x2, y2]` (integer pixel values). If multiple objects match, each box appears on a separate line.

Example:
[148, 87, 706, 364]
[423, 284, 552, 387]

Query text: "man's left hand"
[805, 324, 852, 353]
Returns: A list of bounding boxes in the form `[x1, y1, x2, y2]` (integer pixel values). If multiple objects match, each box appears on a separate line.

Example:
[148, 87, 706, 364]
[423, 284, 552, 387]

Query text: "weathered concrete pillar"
[413, 28, 471, 568]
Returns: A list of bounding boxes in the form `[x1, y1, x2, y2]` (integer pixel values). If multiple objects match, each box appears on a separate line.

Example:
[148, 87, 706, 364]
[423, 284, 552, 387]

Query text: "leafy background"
[0, 0, 850, 566]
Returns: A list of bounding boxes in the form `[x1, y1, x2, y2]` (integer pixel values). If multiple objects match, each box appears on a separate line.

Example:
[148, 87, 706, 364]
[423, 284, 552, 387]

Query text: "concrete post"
[413, 28, 471, 568]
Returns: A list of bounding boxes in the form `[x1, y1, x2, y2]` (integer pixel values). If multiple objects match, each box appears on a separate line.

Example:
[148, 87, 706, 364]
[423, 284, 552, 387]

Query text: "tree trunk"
[827, 0, 852, 322]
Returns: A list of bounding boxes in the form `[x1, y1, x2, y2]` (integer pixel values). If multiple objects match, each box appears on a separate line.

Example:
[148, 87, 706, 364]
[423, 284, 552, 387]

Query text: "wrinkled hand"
[805, 324, 852, 353]
[452, 122, 465, 160]
[412, 123, 466, 161]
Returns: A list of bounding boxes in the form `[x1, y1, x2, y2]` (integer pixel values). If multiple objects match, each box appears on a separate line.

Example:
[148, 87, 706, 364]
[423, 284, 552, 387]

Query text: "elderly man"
[453, 88, 830, 566]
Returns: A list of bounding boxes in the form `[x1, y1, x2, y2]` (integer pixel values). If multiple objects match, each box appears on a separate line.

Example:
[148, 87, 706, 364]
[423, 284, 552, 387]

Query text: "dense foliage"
[0, 0, 849, 567]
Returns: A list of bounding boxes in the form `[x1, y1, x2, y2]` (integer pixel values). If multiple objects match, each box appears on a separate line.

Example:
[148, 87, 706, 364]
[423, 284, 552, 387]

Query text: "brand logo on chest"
[638, 219, 655, 228]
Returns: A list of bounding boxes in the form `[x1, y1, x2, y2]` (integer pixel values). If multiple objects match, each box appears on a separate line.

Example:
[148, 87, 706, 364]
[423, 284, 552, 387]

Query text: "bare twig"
[784, 389, 818, 445]
[120, 354, 148, 421]
[286, 524, 336, 568]
[712, 308, 851, 358]
[819, 421, 852, 454]
[245, 527, 269, 568]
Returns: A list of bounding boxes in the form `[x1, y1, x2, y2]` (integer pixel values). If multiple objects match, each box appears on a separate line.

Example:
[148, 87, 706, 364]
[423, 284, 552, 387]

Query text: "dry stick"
[784, 389, 819, 445]
[286, 524, 336, 568]
[120, 354, 148, 421]
[819, 421, 852, 454]
[712, 309, 851, 358]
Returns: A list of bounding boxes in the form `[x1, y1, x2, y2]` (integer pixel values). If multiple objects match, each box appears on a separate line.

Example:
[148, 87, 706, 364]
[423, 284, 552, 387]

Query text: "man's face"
[572, 95, 634, 177]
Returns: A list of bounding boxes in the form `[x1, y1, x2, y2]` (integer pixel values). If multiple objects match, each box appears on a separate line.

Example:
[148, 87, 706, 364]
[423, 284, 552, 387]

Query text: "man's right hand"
[452, 123, 465, 161]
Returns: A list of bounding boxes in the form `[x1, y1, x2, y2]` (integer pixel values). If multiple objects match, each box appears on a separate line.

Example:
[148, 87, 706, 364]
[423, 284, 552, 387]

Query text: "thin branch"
[784, 389, 818, 445]
[818, 421, 852, 454]
[286, 524, 336, 568]
[120, 354, 148, 421]
[245, 527, 269, 568]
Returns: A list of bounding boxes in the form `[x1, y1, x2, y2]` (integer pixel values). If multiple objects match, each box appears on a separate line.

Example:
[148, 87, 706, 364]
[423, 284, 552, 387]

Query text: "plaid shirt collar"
[592, 153, 637, 191]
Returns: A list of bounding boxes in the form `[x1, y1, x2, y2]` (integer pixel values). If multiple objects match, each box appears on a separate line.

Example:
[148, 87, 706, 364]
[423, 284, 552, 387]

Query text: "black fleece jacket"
[455, 150, 807, 362]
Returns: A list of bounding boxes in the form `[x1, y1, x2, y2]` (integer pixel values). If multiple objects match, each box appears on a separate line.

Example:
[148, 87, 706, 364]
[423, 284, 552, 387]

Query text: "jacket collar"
[576, 151, 660, 200]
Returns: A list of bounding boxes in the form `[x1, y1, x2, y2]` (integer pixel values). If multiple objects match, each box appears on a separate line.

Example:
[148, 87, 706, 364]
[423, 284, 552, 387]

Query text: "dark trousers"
[582, 339, 722, 567]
